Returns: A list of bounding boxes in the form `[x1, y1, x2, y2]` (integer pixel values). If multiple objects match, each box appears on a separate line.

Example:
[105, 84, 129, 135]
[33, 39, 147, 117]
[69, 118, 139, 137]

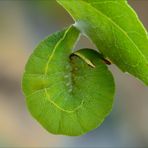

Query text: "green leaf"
[57, 0, 148, 85]
[22, 26, 115, 136]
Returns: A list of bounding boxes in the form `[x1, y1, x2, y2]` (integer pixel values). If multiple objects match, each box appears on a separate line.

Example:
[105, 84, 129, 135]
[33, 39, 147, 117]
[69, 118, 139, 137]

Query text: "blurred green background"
[0, 0, 148, 147]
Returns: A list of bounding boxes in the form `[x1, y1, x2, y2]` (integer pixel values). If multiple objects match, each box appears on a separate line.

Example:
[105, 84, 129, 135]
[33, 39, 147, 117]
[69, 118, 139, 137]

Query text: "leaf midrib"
[42, 26, 84, 113]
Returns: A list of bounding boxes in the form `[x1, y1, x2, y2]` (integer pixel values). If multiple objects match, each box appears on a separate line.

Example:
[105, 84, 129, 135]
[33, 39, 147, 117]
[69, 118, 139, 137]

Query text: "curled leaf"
[22, 26, 115, 136]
